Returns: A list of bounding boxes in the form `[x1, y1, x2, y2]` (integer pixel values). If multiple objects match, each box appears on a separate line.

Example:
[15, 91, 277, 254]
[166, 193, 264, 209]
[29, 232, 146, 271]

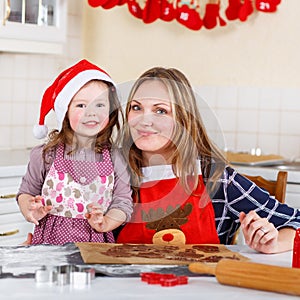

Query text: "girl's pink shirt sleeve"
[110, 149, 133, 222]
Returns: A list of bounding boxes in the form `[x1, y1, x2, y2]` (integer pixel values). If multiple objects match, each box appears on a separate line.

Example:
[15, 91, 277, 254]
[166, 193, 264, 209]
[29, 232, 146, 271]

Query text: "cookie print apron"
[32, 144, 115, 245]
[117, 163, 220, 245]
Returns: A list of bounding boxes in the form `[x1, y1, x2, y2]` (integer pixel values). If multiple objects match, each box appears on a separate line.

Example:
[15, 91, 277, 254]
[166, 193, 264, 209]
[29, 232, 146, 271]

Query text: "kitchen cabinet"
[0, 156, 33, 246]
[0, 0, 67, 54]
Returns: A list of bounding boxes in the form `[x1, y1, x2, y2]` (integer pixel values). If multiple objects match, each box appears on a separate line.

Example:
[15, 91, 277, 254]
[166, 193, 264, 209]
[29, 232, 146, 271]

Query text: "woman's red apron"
[117, 172, 219, 244]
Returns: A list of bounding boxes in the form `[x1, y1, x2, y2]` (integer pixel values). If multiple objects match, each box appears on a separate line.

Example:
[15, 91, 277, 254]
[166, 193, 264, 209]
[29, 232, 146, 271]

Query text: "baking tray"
[226, 152, 285, 166]
[75, 243, 249, 265]
[230, 159, 285, 166]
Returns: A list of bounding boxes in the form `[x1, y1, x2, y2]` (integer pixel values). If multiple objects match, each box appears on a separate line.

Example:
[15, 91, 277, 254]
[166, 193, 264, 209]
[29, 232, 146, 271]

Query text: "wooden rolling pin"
[189, 259, 300, 296]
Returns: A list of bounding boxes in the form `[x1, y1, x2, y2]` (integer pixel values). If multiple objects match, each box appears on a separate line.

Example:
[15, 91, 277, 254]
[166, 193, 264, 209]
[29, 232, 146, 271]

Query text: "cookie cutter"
[35, 266, 58, 283]
[140, 272, 188, 287]
[57, 265, 72, 286]
[71, 266, 95, 288]
[35, 265, 95, 287]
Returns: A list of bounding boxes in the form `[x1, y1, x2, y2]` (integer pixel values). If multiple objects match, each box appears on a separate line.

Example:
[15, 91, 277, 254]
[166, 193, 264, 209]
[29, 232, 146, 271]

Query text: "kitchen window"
[0, 0, 67, 54]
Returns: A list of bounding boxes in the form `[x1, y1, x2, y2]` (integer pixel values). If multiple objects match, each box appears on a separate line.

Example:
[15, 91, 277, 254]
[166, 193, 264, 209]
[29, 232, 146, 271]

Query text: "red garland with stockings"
[203, 2, 226, 29]
[238, 0, 254, 21]
[176, 0, 203, 30]
[87, 0, 282, 31]
[160, 0, 176, 21]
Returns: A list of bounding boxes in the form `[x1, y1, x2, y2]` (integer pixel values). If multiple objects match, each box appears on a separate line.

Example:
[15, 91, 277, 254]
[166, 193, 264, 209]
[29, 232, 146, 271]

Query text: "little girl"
[17, 59, 133, 245]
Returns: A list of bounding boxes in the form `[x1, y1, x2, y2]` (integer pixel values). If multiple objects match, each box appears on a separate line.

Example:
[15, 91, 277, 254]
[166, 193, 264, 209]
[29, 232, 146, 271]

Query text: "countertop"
[231, 164, 300, 184]
[2, 148, 300, 184]
[0, 149, 31, 167]
[1, 276, 295, 300]
[0, 149, 31, 178]
[0, 244, 296, 300]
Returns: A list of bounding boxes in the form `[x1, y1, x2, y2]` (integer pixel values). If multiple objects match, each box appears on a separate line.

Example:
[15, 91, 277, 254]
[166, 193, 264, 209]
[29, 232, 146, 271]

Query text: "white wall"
[83, 1, 300, 87]
[0, 1, 84, 150]
[82, 0, 300, 159]
[1, 1, 300, 160]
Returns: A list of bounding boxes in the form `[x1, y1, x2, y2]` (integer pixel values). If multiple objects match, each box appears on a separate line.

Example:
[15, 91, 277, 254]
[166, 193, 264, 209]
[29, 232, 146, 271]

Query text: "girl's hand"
[28, 195, 52, 225]
[239, 211, 279, 253]
[19, 194, 52, 225]
[21, 233, 33, 246]
[85, 203, 107, 232]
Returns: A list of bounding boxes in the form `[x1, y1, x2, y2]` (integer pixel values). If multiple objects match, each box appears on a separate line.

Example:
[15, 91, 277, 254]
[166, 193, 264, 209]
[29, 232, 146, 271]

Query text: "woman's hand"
[239, 211, 277, 253]
[239, 211, 295, 253]
[18, 194, 52, 225]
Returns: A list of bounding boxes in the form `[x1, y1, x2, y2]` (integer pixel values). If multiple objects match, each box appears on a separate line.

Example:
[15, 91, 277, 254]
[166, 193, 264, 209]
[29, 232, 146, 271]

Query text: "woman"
[117, 66, 300, 254]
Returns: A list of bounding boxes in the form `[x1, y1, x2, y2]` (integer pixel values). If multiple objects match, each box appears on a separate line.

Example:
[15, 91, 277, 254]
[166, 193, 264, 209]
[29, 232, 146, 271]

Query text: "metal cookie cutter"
[71, 266, 95, 288]
[57, 265, 73, 286]
[35, 265, 95, 287]
[35, 266, 58, 283]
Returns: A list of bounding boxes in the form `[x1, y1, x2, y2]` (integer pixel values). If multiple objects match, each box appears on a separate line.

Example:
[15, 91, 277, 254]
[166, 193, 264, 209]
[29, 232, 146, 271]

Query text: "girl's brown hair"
[122, 67, 227, 196]
[43, 80, 123, 158]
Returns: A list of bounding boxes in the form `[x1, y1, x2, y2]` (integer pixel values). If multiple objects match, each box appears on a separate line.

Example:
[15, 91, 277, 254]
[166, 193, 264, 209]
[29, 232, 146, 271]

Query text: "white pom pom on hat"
[33, 59, 116, 139]
[33, 124, 49, 140]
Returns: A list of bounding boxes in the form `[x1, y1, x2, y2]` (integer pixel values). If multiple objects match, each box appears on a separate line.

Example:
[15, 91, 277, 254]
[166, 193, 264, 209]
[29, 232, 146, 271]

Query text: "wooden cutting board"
[225, 151, 284, 165]
[75, 243, 249, 265]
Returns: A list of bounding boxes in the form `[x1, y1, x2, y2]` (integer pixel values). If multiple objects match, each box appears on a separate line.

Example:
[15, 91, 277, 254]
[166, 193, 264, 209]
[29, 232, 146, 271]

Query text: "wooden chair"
[231, 170, 288, 244]
[243, 171, 288, 204]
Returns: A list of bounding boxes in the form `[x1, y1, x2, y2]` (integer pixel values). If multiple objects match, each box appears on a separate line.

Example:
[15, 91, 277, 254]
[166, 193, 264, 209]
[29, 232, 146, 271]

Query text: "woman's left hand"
[239, 211, 279, 253]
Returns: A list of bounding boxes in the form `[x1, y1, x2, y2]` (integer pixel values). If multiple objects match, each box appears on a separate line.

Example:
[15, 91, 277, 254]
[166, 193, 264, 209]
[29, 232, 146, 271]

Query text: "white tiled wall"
[1, 1, 300, 161]
[0, 1, 83, 150]
[196, 86, 300, 160]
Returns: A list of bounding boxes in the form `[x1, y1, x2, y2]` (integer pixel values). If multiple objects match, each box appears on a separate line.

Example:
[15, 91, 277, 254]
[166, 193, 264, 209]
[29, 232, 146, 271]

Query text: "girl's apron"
[117, 163, 219, 245]
[32, 144, 115, 245]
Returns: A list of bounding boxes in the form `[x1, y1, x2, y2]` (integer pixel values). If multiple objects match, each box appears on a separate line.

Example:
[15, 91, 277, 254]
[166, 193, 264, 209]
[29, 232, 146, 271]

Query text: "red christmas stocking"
[176, 1, 203, 31]
[255, 0, 280, 12]
[127, 0, 143, 19]
[238, 0, 254, 22]
[225, 0, 242, 20]
[102, 0, 120, 9]
[118, 0, 128, 5]
[160, 0, 176, 22]
[88, 0, 108, 6]
[143, 0, 161, 23]
[203, 3, 226, 30]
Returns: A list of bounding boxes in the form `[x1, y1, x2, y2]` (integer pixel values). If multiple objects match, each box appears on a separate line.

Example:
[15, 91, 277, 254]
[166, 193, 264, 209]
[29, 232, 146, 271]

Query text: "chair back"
[231, 170, 288, 245]
[243, 171, 288, 203]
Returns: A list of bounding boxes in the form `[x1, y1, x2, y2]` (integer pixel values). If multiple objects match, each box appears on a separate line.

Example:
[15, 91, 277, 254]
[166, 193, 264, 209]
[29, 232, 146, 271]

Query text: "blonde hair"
[43, 80, 123, 159]
[122, 67, 226, 196]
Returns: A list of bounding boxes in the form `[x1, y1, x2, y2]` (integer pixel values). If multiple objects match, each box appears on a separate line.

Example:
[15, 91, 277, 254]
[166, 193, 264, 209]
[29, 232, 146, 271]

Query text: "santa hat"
[33, 59, 116, 139]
